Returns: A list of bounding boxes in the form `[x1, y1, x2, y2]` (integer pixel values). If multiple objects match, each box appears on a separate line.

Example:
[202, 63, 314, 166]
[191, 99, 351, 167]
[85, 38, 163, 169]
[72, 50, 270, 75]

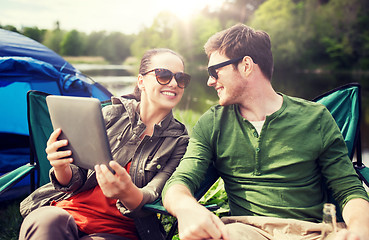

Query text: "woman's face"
[139, 52, 185, 112]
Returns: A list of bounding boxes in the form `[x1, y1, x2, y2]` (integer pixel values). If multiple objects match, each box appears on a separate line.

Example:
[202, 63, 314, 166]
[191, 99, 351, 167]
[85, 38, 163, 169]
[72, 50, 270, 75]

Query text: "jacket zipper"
[133, 138, 148, 185]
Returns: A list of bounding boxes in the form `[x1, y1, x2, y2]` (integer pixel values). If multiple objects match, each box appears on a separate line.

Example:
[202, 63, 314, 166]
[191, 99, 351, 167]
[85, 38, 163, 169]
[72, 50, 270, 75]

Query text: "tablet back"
[46, 95, 113, 170]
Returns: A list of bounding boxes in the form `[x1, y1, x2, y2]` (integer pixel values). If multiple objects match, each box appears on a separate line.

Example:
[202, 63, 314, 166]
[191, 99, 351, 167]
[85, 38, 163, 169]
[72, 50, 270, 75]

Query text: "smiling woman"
[158, 0, 224, 20]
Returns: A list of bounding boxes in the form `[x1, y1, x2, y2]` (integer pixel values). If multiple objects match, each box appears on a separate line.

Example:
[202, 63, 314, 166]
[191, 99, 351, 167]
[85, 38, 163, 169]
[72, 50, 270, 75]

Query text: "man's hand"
[176, 202, 229, 240]
[164, 184, 229, 240]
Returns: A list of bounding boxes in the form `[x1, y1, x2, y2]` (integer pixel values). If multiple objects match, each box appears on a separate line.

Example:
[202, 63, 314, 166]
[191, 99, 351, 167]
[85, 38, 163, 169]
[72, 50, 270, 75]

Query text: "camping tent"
[0, 29, 113, 200]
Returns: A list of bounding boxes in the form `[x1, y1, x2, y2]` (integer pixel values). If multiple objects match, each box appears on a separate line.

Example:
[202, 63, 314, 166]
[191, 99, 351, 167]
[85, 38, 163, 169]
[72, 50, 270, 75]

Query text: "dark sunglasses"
[142, 68, 191, 89]
[207, 56, 247, 80]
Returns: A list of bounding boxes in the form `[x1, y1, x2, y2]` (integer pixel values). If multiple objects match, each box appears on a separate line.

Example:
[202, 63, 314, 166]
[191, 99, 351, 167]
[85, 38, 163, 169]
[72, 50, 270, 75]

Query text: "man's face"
[207, 51, 245, 106]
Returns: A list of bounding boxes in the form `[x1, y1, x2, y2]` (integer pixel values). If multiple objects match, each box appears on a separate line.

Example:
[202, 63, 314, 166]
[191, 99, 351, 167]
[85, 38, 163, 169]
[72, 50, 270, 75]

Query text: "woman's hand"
[95, 161, 143, 210]
[45, 128, 73, 185]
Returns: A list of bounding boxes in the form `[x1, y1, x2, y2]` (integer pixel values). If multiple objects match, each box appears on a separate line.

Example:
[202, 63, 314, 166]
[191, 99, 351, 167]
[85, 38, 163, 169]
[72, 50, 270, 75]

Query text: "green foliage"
[247, 0, 369, 71]
[84, 31, 106, 56]
[98, 32, 133, 63]
[0, 24, 19, 32]
[320, 36, 353, 68]
[185, 15, 222, 65]
[130, 11, 182, 60]
[250, 0, 307, 68]
[2, 0, 369, 70]
[60, 30, 84, 56]
[22, 27, 46, 43]
[42, 29, 65, 53]
[199, 178, 229, 217]
[173, 108, 202, 135]
[0, 198, 24, 240]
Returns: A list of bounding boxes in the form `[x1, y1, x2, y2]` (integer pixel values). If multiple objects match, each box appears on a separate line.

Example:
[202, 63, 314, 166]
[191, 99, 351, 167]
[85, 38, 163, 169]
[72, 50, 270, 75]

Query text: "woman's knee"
[22, 206, 71, 228]
[19, 206, 78, 240]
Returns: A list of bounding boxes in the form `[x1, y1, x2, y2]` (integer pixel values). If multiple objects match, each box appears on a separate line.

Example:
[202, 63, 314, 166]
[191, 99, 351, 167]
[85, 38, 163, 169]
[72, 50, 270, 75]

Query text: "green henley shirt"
[163, 94, 368, 222]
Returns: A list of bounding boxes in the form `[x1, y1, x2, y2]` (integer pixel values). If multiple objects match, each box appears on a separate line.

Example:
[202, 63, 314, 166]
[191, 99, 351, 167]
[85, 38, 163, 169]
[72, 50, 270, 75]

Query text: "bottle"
[320, 203, 338, 239]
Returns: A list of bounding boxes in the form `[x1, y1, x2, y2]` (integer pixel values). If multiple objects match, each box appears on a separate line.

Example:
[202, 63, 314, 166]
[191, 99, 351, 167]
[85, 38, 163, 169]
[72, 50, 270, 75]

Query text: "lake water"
[75, 64, 369, 168]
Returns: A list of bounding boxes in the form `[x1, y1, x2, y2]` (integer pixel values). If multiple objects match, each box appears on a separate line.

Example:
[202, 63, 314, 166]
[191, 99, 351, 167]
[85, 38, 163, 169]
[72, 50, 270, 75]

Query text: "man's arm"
[338, 198, 369, 240]
[163, 183, 229, 240]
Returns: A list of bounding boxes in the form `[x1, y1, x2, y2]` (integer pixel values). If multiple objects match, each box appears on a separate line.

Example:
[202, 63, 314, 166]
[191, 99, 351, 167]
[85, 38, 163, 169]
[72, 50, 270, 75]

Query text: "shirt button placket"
[253, 131, 258, 138]
[255, 146, 261, 175]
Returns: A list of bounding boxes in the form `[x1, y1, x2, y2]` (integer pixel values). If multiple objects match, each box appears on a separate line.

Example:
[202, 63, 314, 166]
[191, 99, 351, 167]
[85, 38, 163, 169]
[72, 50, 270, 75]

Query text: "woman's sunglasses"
[142, 68, 191, 89]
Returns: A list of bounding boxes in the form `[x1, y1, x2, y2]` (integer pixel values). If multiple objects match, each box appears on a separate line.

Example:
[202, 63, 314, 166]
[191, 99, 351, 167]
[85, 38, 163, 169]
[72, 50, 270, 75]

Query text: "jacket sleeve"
[117, 134, 189, 218]
[49, 164, 90, 193]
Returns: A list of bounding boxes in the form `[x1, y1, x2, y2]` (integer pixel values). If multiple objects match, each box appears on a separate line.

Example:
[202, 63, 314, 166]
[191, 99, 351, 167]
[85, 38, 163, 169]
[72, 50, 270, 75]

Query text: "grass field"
[0, 197, 24, 240]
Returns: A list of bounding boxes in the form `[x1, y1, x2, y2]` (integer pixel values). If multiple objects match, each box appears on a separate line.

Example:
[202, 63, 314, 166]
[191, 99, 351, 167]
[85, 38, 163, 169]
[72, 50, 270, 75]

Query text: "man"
[162, 24, 369, 240]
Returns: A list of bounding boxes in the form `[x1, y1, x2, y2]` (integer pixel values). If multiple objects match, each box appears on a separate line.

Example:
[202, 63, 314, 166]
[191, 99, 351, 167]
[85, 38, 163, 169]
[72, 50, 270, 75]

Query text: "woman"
[19, 48, 191, 240]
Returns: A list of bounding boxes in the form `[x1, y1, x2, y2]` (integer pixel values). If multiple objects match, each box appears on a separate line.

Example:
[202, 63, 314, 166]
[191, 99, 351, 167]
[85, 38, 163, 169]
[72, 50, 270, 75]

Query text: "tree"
[1, 25, 19, 33]
[60, 30, 84, 56]
[249, 0, 304, 69]
[42, 22, 65, 54]
[130, 11, 182, 60]
[84, 31, 106, 56]
[98, 32, 133, 63]
[22, 27, 46, 43]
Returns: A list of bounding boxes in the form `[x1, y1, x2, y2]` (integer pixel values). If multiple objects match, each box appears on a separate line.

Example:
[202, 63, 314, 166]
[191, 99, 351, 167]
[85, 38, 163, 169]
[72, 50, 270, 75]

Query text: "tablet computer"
[46, 95, 113, 170]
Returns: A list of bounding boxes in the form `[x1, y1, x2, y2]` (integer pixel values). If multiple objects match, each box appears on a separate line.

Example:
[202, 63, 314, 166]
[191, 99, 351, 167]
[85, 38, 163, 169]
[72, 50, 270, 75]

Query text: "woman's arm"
[45, 128, 73, 186]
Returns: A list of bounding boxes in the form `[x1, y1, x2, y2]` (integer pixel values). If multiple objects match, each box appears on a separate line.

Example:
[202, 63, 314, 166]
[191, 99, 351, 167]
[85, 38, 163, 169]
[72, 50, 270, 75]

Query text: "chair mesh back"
[27, 91, 53, 187]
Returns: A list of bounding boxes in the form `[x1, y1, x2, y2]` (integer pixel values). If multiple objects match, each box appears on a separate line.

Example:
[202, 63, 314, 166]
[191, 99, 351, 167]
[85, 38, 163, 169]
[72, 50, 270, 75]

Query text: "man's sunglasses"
[207, 56, 247, 80]
[142, 68, 191, 89]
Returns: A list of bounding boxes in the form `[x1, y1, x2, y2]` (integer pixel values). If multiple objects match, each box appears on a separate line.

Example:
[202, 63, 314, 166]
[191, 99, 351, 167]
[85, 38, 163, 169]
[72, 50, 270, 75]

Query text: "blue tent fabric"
[0, 28, 76, 74]
[0, 57, 90, 95]
[0, 29, 113, 200]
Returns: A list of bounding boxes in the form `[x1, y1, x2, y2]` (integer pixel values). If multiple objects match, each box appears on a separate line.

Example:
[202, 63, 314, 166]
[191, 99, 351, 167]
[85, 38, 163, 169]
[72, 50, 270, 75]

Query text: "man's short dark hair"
[204, 24, 274, 80]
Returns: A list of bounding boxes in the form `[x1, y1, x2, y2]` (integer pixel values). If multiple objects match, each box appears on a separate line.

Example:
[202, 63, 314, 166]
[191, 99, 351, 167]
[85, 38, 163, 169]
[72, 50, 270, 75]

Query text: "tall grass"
[0, 197, 24, 240]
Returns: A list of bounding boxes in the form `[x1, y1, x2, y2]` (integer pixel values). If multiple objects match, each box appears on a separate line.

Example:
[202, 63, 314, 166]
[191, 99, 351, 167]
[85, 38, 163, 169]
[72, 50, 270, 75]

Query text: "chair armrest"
[0, 163, 35, 195]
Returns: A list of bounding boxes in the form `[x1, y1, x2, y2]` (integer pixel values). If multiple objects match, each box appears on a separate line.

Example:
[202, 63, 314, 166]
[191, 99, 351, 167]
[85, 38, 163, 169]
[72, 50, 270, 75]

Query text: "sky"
[0, 0, 225, 34]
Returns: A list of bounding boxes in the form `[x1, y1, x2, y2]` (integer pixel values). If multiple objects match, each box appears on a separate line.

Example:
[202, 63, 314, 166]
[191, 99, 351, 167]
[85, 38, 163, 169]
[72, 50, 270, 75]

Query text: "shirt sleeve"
[318, 107, 369, 211]
[162, 109, 216, 199]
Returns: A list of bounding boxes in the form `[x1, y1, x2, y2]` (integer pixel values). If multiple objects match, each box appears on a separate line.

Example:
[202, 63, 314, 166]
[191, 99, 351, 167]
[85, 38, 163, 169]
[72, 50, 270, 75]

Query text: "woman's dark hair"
[204, 24, 274, 80]
[130, 48, 185, 101]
